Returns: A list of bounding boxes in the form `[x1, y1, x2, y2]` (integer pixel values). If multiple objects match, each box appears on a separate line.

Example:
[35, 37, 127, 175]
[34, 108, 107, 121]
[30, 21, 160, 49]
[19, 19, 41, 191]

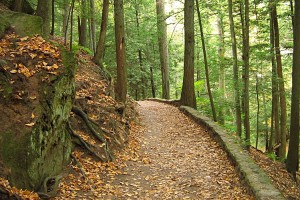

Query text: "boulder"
[0, 10, 42, 38]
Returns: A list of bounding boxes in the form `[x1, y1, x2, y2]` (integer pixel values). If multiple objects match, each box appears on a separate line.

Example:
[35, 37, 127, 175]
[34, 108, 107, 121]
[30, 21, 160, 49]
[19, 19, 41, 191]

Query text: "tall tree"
[156, 0, 170, 99]
[93, 0, 109, 67]
[135, 1, 146, 99]
[62, 0, 70, 45]
[286, 0, 299, 180]
[180, 0, 196, 109]
[241, 0, 251, 144]
[36, 0, 51, 39]
[114, 0, 127, 103]
[51, 0, 55, 36]
[228, 0, 242, 136]
[273, 6, 287, 160]
[217, 13, 226, 125]
[78, 0, 87, 47]
[90, 0, 96, 53]
[195, 0, 217, 121]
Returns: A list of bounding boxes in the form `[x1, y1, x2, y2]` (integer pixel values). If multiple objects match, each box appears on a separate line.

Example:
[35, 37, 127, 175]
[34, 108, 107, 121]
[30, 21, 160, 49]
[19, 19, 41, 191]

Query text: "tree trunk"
[241, 0, 251, 144]
[69, 0, 75, 51]
[93, 0, 109, 67]
[195, 0, 217, 121]
[150, 65, 156, 98]
[286, 0, 300, 179]
[156, 0, 170, 99]
[228, 0, 242, 136]
[50, 0, 55, 36]
[36, 0, 51, 39]
[62, 0, 69, 45]
[273, 6, 287, 160]
[269, 1, 280, 153]
[90, 0, 96, 54]
[114, 0, 127, 103]
[135, 2, 146, 99]
[180, 0, 196, 109]
[217, 14, 225, 125]
[78, 0, 87, 47]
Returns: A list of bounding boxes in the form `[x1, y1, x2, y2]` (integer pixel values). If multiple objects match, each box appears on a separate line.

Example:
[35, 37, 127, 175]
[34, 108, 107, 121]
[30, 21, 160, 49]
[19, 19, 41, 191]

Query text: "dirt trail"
[104, 101, 253, 199]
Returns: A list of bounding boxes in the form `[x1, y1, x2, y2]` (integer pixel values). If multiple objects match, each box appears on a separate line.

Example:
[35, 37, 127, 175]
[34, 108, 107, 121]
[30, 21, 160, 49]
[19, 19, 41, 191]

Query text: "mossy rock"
[0, 49, 77, 196]
[0, 10, 42, 37]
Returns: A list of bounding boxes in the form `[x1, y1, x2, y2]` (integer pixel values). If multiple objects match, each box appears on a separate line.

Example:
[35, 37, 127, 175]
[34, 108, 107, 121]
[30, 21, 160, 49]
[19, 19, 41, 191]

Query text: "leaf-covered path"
[104, 101, 253, 199]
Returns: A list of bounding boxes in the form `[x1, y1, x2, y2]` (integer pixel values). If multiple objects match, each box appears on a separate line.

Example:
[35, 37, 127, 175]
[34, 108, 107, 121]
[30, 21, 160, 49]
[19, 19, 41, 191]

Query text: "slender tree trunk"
[269, 1, 280, 153]
[63, 0, 70, 45]
[180, 0, 196, 109]
[69, 0, 75, 51]
[256, 75, 260, 149]
[286, 0, 300, 179]
[195, 0, 217, 121]
[150, 65, 156, 98]
[114, 0, 127, 103]
[244, 0, 250, 144]
[51, 0, 55, 36]
[12, 0, 23, 12]
[273, 6, 287, 160]
[228, 0, 242, 136]
[135, 2, 146, 99]
[78, 0, 87, 47]
[89, 0, 96, 54]
[156, 0, 170, 99]
[36, 0, 51, 39]
[93, 0, 109, 67]
[217, 14, 226, 125]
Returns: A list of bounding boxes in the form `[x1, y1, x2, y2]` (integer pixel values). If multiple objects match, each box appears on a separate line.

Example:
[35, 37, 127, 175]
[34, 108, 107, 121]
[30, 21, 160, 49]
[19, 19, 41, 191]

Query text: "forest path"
[105, 101, 253, 199]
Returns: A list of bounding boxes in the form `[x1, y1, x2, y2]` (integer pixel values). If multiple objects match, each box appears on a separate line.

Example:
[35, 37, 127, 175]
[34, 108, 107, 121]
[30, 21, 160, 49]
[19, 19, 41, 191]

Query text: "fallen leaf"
[25, 122, 35, 127]
[10, 69, 17, 74]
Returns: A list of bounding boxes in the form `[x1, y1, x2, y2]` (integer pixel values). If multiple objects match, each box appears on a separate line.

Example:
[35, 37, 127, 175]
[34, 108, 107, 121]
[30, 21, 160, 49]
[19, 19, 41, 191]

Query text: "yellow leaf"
[25, 122, 35, 127]
[31, 113, 35, 119]
[52, 64, 59, 69]
[10, 69, 17, 74]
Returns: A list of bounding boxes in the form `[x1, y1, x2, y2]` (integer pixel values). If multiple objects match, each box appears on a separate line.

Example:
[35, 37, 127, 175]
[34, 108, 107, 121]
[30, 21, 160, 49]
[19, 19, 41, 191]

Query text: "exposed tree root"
[67, 122, 106, 162]
[71, 106, 114, 161]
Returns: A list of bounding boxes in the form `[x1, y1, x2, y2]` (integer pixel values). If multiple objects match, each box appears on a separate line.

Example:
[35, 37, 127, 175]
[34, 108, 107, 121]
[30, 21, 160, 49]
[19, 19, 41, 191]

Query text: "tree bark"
[36, 0, 51, 39]
[93, 0, 109, 67]
[217, 14, 225, 125]
[269, 1, 280, 153]
[228, 0, 242, 136]
[90, 0, 96, 54]
[135, 2, 146, 99]
[78, 0, 87, 47]
[62, 0, 70, 45]
[241, 0, 251, 144]
[156, 0, 170, 99]
[114, 0, 127, 103]
[180, 0, 196, 109]
[195, 0, 217, 122]
[273, 6, 287, 160]
[286, 0, 300, 179]
[50, 0, 55, 36]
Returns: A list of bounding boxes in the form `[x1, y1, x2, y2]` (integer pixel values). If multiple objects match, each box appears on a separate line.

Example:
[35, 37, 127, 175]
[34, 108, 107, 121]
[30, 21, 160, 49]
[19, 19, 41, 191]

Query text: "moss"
[0, 15, 10, 38]
[0, 10, 42, 37]
[0, 131, 32, 188]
